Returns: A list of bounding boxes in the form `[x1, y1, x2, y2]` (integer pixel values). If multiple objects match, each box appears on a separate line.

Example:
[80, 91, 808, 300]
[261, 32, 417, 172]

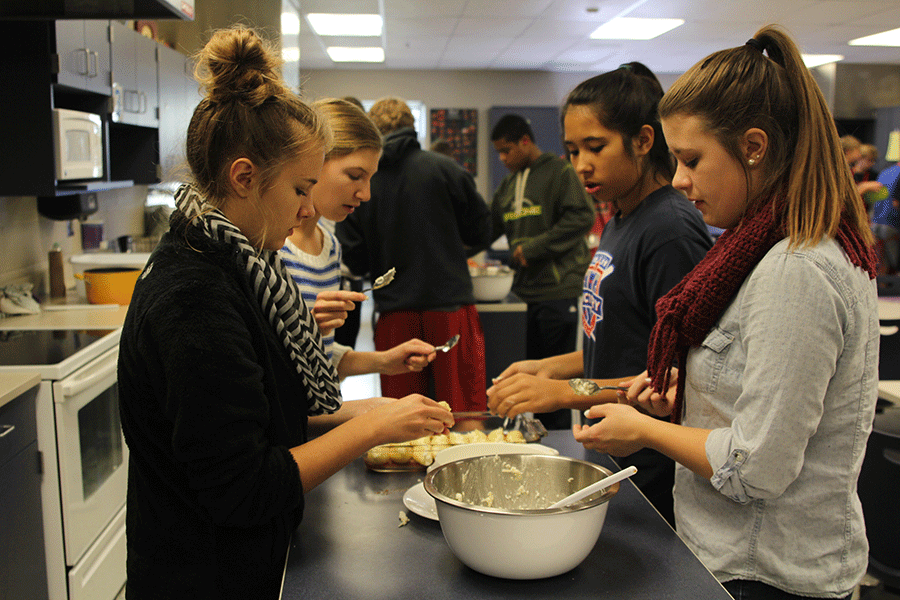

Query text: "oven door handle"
[59, 352, 118, 399]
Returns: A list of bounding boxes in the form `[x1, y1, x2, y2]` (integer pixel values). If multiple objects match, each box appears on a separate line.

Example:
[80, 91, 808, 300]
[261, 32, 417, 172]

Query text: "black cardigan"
[118, 218, 309, 599]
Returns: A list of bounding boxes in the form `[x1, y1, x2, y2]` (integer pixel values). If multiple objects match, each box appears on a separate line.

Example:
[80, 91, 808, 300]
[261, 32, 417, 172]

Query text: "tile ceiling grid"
[296, 0, 900, 73]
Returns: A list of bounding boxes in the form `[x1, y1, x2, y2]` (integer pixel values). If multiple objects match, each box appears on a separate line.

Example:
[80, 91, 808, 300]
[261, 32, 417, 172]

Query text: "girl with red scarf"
[574, 26, 878, 600]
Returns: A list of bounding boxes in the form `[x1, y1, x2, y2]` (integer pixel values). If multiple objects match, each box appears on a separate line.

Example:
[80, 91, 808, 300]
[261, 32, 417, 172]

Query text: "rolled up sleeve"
[702, 249, 848, 503]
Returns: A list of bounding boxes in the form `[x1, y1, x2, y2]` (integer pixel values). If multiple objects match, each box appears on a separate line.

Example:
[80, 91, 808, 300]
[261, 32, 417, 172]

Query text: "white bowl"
[428, 442, 558, 473]
[424, 454, 618, 579]
[472, 271, 514, 302]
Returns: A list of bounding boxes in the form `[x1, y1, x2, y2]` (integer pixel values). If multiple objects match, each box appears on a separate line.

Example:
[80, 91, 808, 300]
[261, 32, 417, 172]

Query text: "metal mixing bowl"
[424, 454, 618, 579]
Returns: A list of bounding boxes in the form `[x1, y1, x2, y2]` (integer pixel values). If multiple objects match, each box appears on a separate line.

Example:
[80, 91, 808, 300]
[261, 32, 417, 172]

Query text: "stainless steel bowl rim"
[423, 454, 618, 515]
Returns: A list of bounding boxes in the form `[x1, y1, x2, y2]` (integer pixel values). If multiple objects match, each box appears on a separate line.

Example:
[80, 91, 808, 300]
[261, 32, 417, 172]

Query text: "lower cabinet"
[0, 386, 49, 600]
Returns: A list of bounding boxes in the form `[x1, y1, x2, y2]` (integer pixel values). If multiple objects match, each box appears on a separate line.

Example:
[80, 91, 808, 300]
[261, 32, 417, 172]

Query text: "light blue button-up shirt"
[676, 237, 879, 598]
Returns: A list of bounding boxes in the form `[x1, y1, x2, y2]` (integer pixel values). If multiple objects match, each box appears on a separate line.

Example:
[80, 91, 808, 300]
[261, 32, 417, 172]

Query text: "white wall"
[299, 68, 681, 198]
[0, 187, 147, 294]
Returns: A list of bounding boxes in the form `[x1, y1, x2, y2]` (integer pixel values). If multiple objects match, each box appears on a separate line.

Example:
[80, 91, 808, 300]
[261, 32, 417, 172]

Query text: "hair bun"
[196, 25, 287, 107]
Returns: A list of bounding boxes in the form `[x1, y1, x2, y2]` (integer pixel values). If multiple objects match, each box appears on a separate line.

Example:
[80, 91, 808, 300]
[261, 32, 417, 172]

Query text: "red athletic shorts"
[374, 305, 487, 412]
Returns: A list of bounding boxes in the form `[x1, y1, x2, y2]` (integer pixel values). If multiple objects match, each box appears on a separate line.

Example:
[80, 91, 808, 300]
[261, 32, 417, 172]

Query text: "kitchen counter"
[878, 380, 900, 406]
[281, 430, 732, 600]
[0, 303, 129, 330]
[879, 296, 900, 321]
[0, 372, 40, 409]
[475, 293, 527, 312]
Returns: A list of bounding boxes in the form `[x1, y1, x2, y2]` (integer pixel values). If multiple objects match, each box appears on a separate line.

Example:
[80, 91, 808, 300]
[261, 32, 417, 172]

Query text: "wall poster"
[429, 108, 478, 175]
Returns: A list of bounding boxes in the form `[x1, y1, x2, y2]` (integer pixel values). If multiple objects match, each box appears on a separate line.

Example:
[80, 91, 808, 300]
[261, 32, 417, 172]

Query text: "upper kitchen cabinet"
[0, 0, 193, 20]
[0, 20, 165, 196]
[110, 20, 158, 128]
[53, 20, 111, 95]
[157, 43, 198, 181]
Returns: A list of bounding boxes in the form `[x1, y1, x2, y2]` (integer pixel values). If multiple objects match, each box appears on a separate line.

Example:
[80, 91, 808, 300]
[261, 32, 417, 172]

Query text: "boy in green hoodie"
[490, 114, 595, 428]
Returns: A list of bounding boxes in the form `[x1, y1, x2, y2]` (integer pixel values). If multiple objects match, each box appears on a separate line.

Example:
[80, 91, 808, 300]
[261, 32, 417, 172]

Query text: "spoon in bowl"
[362, 267, 396, 293]
[547, 465, 638, 509]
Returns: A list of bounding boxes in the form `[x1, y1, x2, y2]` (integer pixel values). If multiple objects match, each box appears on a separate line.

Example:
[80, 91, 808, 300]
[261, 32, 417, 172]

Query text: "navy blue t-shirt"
[582, 185, 712, 379]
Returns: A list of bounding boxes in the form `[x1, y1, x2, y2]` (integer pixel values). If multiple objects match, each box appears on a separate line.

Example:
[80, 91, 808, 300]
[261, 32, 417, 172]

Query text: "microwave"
[52, 108, 104, 180]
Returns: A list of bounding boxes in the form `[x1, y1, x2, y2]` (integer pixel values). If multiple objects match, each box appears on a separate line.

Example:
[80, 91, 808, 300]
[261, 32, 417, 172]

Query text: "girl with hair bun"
[117, 26, 453, 600]
[487, 62, 713, 525]
[279, 98, 440, 383]
[575, 26, 878, 600]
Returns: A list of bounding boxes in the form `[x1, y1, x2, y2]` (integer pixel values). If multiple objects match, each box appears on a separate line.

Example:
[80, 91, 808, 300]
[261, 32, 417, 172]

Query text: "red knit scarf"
[646, 199, 877, 424]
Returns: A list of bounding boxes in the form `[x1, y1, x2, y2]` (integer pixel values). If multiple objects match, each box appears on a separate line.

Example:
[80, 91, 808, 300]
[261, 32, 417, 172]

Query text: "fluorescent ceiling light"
[281, 12, 300, 35]
[282, 47, 300, 62]
[590, 17, 684, 40]
[326, 46, 385, 63]
[307, 13, 383, 37]
[802, 54, 843, 68]
[849, 27, 900, 46]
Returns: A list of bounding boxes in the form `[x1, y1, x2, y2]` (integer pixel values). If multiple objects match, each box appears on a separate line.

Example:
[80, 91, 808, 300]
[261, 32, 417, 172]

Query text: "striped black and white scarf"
[174, 184, 342, 415]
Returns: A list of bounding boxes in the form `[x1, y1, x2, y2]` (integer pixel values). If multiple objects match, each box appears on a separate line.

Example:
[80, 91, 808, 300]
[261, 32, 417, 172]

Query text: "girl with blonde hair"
[280, 98, 440, 384]
[118, 27, 453, 600]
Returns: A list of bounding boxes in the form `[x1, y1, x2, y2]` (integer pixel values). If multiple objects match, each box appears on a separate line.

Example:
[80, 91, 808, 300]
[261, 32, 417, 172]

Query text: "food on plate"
[364, 427, 527, 471]
[504, 430, 526, 443]
[487, 428, 505, 442]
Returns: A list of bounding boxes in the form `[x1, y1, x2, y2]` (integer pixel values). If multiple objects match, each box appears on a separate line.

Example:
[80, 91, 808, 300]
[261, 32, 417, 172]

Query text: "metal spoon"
[433, 334, 460, 353]
[547, 466, 638, 509]
[362, 267, 396, 293]
[568, 378, 629, 396]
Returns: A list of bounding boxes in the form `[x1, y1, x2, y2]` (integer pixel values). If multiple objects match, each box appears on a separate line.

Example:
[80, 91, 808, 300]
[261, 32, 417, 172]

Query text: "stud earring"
[748, 156, 758, 166]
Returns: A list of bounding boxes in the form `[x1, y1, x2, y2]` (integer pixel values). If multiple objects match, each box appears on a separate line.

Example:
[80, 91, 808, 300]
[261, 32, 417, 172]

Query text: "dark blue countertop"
[281, 430, 733, 600]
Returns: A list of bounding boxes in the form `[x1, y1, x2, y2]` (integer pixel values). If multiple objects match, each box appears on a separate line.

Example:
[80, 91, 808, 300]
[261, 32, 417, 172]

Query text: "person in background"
[430, 137, 453, 157]
[575, 26, 878, 600]
[488, 113, 596, 429]
[280, 98, 439, 383]
[854, 143, 880, 184]
[842, 134, 884, 199]
[342, 95, 365, 110]
[117, 28, 453, 600]
[487, 63, 712, 524]
[841, 137, 891, 270]
[335, 97, 493, 412]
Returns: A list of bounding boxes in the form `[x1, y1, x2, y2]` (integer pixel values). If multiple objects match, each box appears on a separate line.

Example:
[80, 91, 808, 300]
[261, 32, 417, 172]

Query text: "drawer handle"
[0, 424, 14, 438]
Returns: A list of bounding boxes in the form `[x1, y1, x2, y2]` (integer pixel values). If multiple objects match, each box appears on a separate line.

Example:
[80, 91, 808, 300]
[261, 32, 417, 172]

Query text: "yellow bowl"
[74, 267, 141, 304]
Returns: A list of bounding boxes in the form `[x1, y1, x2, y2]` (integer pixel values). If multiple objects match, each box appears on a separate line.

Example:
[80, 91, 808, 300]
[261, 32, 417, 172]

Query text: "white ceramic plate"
[403, 482, 438, 521]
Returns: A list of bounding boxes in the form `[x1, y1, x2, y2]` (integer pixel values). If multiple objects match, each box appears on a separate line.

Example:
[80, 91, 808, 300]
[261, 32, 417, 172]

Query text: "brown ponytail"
[659, 24, 872, 248]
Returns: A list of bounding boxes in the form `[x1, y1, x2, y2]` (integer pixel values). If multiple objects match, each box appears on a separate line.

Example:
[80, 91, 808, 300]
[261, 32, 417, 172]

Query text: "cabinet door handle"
[0, 424, 15, 438]
[125, 90, 139, 113]
[88, 49, 99, 78]
[76, 48, 90, 76]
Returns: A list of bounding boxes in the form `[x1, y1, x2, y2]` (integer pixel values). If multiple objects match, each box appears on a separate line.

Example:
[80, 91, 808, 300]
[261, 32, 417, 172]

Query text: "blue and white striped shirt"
[280, 226, 348, 366]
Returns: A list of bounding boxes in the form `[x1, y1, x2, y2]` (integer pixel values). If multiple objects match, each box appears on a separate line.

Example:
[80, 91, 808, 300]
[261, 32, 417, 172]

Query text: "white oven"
[0, 328, 126, 600]
[53, 346, 127, 599]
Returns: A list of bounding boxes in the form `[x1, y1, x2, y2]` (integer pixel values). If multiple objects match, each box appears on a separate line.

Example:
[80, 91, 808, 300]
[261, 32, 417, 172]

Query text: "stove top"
[0, 328, 121, 380]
